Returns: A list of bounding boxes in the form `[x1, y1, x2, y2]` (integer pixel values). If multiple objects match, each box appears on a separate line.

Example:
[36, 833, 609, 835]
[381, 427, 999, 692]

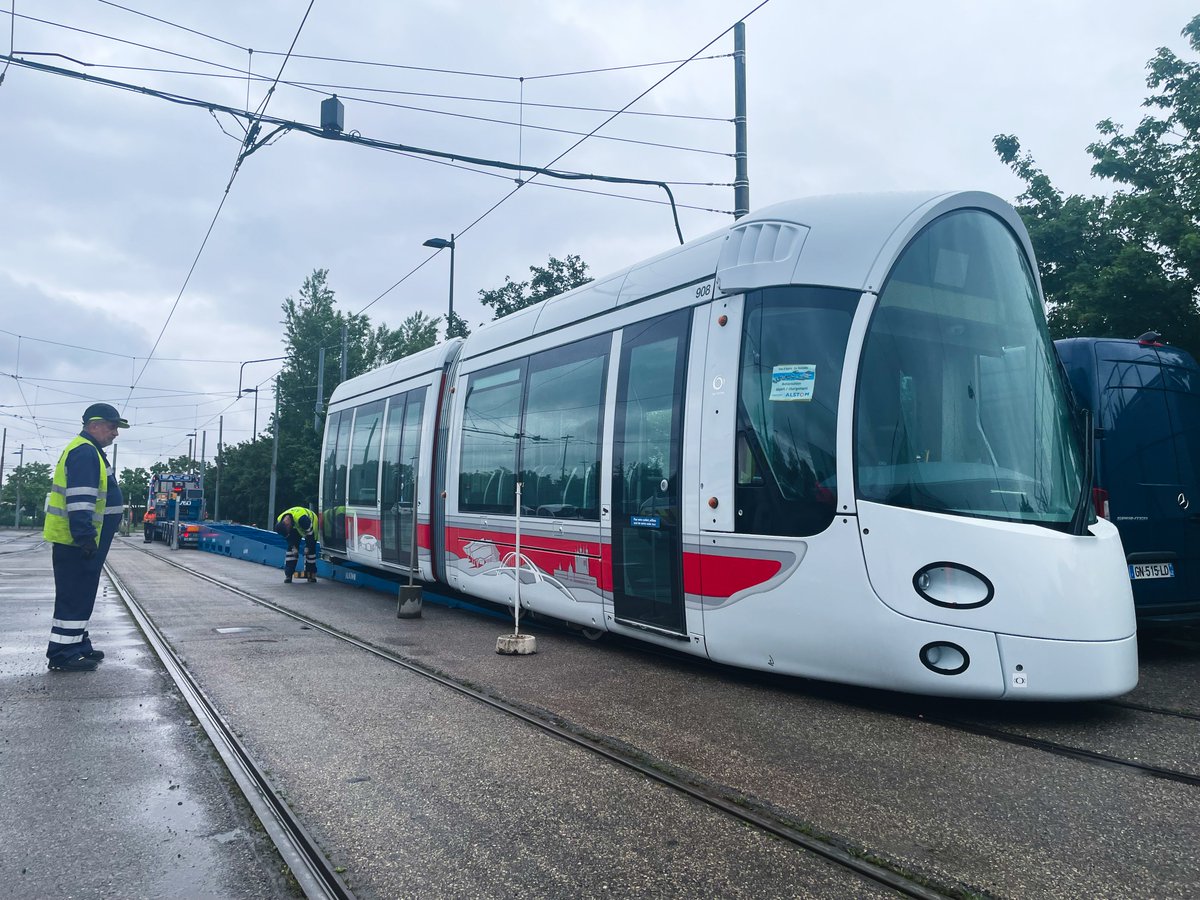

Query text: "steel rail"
[103, 559, 355, 900]
[1103, 698, 1200, 723]
[119, 542, 965, 900]
[601, 627, 1200, 791]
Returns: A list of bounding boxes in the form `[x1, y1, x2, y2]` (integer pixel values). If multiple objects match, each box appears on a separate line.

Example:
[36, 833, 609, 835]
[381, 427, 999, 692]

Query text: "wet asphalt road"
[12, 531, 1200, 898]
[0, 531, 296, 900]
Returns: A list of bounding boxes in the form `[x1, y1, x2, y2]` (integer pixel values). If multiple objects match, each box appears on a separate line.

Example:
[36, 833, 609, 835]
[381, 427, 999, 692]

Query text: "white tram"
[321, 191, 1138, 700]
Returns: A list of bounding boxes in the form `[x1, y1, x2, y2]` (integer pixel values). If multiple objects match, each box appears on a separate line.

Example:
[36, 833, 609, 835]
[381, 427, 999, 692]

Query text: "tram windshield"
[855, 209, 1085, 527]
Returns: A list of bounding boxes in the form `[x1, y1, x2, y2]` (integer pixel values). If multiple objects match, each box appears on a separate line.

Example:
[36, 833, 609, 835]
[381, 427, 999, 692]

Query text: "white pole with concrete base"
[398, 460, 423, 618]
[497, 479, 536, 655]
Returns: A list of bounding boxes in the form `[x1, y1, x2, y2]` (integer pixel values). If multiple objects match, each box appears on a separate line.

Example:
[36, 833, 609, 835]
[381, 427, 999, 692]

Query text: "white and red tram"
[320, 191, 1138, 700]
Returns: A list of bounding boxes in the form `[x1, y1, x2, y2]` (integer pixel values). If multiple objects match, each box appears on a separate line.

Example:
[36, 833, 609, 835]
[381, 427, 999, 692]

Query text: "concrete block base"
[397, 585, 423, 618]
[496, 633, 537, 655]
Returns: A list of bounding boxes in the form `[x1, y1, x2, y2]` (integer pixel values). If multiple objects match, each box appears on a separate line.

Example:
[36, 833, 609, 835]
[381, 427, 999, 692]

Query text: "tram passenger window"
[736, 287, 856, 536]
[322, 412, 352, 547]
[460, 363, 524, 513]
[520, 335, 608, 519]
[348, 400, 385, 506]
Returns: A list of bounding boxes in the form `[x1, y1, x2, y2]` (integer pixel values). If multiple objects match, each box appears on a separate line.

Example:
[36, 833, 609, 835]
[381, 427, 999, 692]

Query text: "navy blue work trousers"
[284, 530, 317, 577]
[46, 531, 113, 663]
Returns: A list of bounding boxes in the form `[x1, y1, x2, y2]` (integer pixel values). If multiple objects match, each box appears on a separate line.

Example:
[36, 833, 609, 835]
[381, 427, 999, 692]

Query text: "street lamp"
[423, 234, 455, 336]
[241, 388, 259, 438]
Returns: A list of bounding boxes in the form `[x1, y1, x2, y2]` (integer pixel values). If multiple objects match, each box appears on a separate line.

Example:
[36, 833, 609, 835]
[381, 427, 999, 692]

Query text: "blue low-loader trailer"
[145, 472, 206, 548]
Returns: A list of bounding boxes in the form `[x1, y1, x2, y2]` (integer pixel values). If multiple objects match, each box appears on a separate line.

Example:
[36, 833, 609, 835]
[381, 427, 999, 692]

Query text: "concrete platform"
[0, 530, 295, 899]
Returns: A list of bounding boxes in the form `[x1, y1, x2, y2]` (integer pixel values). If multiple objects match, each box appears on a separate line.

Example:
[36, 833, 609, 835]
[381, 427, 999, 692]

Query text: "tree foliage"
[994, 15, 1200, 354]
[478, 254, 592, 320]
[209, 268, 437, 525]
[120, 467, 150, 513]
[205, 256, 592, 527]
[0, 462, 52, 525]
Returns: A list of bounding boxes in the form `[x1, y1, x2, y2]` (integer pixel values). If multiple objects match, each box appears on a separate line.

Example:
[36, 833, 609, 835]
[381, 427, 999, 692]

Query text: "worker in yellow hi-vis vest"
[42, 403, 129, 671]
[275, 506, 319, 583]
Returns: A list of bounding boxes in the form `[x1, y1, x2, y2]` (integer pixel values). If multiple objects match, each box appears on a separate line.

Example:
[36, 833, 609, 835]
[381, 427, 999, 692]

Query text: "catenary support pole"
[340, 325, 348, 383]
[733, 21, 750, 219]
[215, 416, 223, 521]
[315, 347, 325, 434]
[268, 377, 280, 527]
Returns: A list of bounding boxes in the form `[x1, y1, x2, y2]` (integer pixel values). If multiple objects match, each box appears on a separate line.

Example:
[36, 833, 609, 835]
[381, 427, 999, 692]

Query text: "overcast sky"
[1, 0, 1197, 475]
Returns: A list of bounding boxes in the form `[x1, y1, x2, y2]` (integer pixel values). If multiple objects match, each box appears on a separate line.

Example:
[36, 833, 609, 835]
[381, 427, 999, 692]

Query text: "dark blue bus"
[1056, 335, 1200, 625]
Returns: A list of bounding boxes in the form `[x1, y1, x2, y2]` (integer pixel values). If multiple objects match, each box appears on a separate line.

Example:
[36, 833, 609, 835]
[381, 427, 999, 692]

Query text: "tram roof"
[330, 189, 1028, 404]
[464, 190, 1026, 360]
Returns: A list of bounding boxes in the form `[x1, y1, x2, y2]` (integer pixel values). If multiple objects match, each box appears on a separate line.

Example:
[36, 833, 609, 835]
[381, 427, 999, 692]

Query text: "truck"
[144, 472, 206, 548]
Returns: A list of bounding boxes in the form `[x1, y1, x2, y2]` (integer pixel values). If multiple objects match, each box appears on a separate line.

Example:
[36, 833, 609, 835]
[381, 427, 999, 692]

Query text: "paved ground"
[7, 529, 1200, 898]
[114, 537, 1200, 899]
[0, 530, 296, 900]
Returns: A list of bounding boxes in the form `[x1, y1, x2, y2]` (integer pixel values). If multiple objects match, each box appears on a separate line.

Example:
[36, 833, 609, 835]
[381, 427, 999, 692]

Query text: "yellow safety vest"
[43, 436, 107, 546]
[277, 506, 319, 536]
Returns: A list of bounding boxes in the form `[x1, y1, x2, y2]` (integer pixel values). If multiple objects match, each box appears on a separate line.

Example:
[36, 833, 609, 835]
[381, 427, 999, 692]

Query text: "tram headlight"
[912, 562, 994, 609]
[919, 641, 970, 675]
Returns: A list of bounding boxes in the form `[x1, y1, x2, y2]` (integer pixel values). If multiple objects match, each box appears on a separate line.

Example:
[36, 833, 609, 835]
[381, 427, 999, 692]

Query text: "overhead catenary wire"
[125, 0, 315, 404]
[62, 2, 733, 83]
[0, 54, 694, 245]
[357, 0, 771, 317]
[53, 59, 732, 124]
[2, 5, 756, 451]
[0, 0, 13, 87]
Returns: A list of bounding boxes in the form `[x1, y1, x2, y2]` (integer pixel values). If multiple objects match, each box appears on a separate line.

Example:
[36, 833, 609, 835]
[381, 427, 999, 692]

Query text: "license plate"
[1129, 563, 1175, 580]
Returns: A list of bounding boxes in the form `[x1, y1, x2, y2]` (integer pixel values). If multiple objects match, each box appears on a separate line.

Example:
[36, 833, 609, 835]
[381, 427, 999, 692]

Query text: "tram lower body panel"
[698, 512, 1138, 700]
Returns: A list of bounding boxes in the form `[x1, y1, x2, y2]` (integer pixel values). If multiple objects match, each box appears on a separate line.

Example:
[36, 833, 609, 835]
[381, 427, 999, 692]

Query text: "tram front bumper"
[995, 631, 1138, 700]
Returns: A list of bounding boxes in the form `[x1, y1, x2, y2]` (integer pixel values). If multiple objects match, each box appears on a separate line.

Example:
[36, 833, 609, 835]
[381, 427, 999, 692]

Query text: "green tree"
[211, 268, 437, 526]
[446, 310, 471, 339]
[993, 15, 1200, 354]
[0, 462, 52, 526]
[478, 254, 592, 319]
[212, 437, 274, 526]
[363, 310, 442, 366]
[120, 466, 151, 515]
[274, 269, 370, 508]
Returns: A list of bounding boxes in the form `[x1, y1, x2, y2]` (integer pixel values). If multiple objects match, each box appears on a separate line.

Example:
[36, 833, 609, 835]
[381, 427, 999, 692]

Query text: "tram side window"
[322, 411, 353, 547]
[520, 335, 608, 519]
[736, 287, 857, 536]
[348, 400, 385, 507]
[321, 411, 341, 529]
[460, 363, 524, 513]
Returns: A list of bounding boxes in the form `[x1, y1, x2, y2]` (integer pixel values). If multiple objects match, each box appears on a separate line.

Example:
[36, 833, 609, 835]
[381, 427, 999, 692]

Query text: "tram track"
[102, 558, 355, 900]
[612, 628, 1200, 791]
[116, 541, 973, 900]
[1103, 698, 1200, 723]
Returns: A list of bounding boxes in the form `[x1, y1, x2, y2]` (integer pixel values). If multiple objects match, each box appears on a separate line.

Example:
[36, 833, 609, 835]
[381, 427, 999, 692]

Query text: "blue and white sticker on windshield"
[769, 364, 815, 401]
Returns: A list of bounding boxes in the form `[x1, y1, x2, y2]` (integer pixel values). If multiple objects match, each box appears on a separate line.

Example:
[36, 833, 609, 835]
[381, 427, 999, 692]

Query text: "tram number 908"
[696, 283, 712, 299]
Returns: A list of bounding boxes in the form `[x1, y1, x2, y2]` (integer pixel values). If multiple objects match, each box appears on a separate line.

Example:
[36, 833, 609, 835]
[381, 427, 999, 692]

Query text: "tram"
[320, 191, 1138, 700]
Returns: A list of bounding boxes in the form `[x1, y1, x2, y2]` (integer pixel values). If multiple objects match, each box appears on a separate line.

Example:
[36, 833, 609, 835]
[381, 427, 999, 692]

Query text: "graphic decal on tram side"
[446, 525, 792, 602]
[352, 513, 382, 554]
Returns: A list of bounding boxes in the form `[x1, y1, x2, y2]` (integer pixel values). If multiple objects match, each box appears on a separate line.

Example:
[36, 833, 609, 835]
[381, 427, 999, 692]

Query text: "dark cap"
[82, 402, 130, 429]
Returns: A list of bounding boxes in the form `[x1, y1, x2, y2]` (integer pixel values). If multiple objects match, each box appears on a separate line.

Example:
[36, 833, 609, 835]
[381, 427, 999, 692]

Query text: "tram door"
[380, 389, 425, 568]
[611, 310, 690, 635]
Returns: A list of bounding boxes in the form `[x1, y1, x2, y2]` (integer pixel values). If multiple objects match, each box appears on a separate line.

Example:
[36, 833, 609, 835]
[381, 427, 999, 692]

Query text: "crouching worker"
[275, 505, 319, 583]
